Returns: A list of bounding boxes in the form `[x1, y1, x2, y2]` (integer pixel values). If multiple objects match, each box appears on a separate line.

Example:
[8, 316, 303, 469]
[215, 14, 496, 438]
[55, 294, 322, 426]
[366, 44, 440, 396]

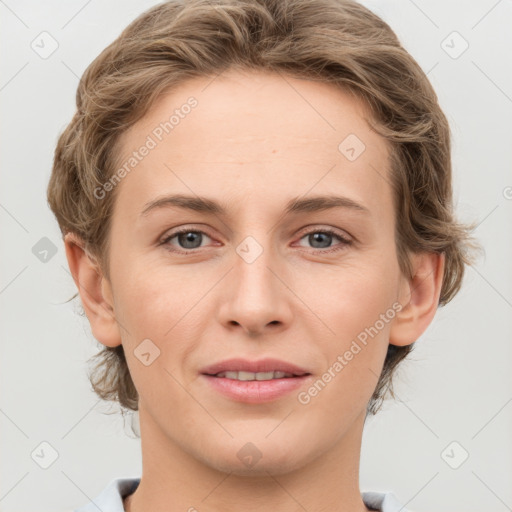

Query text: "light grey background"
[1, 1, 511, 511]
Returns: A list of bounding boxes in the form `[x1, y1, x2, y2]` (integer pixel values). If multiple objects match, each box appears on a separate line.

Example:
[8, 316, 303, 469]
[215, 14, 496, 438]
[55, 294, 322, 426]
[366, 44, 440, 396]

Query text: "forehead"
[113, 69, 392, 221]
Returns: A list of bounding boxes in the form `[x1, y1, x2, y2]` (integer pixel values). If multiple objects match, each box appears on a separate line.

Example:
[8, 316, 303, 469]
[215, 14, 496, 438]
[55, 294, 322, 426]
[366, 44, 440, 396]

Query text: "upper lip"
[200, 358, 311, 376]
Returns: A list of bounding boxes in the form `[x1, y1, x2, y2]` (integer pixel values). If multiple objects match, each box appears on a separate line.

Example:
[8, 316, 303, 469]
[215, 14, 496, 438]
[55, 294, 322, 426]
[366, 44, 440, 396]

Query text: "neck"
[124, 405, 371, 512]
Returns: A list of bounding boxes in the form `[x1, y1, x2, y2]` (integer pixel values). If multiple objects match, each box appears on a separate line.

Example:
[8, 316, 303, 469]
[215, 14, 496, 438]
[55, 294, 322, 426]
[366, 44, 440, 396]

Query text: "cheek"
[112, 266, 203, 399]
[308, 254, 400, 395]
[312, 256, 400, 338]
[296, 269, 397, 423]
[113, 244, 400, 345]
[112, 257, 201, 337]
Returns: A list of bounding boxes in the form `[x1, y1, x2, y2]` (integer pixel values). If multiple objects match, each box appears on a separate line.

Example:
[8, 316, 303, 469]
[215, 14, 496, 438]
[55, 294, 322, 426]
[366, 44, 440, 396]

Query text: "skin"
[65, 69, 444, 512]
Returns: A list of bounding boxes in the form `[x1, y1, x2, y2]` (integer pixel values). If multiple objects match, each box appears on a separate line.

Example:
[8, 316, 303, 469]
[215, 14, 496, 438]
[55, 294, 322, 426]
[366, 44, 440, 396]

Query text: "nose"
[217, 238, 293, 336]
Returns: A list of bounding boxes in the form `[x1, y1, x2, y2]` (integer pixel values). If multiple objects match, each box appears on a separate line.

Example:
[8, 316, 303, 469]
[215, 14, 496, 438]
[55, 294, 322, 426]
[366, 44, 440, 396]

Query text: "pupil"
[310, 232, 330, 248]
[179, 232, 201, 249]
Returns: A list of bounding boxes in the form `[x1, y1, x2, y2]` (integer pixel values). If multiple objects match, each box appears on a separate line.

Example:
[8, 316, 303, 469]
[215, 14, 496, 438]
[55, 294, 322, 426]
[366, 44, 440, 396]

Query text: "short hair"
[47, 0, 478, 417]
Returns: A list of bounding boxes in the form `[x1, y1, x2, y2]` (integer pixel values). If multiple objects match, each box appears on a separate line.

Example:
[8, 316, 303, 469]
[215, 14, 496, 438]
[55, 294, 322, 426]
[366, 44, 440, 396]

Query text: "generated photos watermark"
[94, 96, 198, 200]
[297, 301, 403, 405]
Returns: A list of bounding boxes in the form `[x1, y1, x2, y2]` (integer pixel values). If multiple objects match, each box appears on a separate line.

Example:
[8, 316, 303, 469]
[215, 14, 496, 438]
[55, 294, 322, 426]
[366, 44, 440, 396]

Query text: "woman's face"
[103, 69, 409, 475]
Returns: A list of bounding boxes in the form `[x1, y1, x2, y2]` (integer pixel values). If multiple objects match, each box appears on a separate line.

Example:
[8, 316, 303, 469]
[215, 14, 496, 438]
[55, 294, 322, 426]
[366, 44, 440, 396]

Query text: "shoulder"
[362, 490, 413, 512]
[73, 477, 140, 512]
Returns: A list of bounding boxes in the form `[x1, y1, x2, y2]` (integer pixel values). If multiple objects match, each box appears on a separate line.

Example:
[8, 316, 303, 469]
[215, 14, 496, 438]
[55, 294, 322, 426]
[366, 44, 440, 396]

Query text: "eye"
[161, 228, 214, 252]
[160, 226, 353, 255]
[295, 228, 353, 254]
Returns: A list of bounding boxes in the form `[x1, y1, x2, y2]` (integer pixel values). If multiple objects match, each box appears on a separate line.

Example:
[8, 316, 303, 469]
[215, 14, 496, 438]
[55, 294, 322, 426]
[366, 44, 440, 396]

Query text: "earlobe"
[389, 252, 445, 347]
[64, 233, 122, 348]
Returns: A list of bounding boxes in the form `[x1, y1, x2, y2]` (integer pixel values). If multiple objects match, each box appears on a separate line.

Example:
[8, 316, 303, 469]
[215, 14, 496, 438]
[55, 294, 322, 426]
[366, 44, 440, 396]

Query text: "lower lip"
[201, 374, 312, 403]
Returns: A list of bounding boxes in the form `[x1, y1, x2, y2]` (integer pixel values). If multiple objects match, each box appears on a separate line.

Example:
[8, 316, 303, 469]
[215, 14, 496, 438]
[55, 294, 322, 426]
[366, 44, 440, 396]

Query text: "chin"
[200, 442, 312, 477]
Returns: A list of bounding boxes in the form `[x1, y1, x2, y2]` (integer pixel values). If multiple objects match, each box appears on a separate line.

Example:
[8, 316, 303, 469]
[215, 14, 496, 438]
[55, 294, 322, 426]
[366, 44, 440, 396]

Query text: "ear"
[64, 232, 122, 348]
[389, 251, 445, 347]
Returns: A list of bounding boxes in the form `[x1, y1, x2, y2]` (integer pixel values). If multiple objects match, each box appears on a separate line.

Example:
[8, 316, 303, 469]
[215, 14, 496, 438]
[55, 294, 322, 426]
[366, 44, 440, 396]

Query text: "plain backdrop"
[1, 1, 511, 511]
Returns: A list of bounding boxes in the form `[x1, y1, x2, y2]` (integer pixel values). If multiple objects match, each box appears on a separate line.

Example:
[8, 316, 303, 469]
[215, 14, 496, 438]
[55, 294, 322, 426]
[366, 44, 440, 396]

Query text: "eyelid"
[160, 224, 213, 241]
[298, 225, 353, 241]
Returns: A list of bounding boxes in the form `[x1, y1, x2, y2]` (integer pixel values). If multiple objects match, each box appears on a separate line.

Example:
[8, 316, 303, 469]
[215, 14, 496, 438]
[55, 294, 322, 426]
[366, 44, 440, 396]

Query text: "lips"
[200, 358, 313, 403]
[200, 357, 311, 377]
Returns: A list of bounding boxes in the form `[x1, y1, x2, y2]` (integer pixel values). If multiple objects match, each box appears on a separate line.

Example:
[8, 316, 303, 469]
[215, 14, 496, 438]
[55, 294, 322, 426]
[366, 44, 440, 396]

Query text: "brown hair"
[47, 0, 479, 421]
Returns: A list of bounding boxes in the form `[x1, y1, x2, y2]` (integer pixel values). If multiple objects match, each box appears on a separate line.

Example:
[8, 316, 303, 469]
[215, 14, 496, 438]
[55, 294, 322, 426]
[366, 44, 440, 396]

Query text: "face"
[102, 69, 409, 475]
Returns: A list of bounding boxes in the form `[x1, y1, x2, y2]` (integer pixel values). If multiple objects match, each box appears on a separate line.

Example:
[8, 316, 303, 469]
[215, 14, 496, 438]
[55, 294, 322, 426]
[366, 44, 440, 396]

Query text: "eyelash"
[160, 226, 353, 255]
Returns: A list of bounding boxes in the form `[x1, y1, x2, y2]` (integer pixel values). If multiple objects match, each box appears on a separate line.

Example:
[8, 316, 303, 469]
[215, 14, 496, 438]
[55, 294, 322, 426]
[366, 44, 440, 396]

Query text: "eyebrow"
[140, 193, 370, 218]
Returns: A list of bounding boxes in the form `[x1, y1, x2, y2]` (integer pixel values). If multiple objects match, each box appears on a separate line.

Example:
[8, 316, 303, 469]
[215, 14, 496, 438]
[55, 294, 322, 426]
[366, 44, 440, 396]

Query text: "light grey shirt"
[73, 477, 411, 512]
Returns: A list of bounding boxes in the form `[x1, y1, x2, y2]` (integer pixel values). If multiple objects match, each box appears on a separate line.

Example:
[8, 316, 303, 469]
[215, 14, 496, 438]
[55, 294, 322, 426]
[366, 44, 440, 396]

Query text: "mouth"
[199, 358, 313, 403]
[199, 357, 311, 379]
[205, 370, 311, 380]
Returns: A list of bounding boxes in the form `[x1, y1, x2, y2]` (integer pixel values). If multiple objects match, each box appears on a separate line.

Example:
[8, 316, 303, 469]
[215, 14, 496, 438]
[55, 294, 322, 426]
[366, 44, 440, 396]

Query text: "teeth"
[215, 370, 294, 380]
